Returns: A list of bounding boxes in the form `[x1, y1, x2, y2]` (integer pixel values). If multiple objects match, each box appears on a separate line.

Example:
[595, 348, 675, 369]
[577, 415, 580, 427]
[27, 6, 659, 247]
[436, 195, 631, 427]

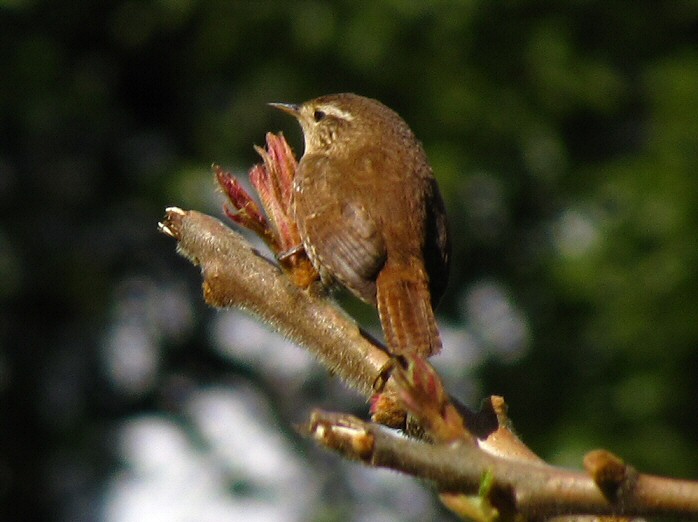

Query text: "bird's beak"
[268, 102, 300, 117]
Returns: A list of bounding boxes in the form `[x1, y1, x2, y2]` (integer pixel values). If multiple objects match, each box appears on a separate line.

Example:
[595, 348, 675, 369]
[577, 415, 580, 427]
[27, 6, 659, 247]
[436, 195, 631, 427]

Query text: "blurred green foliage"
[2, 1, 697, 519]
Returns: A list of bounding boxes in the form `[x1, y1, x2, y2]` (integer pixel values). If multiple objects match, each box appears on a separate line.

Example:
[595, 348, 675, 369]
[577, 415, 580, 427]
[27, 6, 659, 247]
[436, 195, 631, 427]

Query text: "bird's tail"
[376, 261, 442, 357]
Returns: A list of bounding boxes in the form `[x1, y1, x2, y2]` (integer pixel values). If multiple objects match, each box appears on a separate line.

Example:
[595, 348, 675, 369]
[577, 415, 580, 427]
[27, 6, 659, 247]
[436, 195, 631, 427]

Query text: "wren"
[270, 93, 449, 358]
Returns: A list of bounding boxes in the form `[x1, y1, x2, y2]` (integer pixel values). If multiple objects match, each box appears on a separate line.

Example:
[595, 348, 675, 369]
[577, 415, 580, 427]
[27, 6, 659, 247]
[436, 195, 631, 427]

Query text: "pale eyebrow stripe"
[321, 105, 355, 121]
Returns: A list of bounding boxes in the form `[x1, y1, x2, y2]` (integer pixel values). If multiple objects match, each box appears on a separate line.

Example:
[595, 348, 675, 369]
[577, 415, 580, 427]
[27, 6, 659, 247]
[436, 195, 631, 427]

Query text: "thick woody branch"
[158, 208, 511, 436]
[307, 410, 698, 519]
[159, 207, 389, 396]
[159, 206, 698, 520]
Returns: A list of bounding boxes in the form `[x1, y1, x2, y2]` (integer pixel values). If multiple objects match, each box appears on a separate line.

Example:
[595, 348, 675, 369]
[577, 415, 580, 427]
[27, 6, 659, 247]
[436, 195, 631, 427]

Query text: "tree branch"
[159, 206, 698, 520]
[159, 207, 388, 397]
[307, 410, 698, 519]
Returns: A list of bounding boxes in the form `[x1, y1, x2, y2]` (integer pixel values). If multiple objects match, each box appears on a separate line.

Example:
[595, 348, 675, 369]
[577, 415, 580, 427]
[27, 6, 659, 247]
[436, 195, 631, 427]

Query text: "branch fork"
[159, 133, 698, 520]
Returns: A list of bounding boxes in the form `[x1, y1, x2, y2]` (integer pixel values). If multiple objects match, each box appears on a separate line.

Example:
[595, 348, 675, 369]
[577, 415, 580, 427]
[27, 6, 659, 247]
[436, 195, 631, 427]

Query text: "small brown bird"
[270, 93, 449, 357]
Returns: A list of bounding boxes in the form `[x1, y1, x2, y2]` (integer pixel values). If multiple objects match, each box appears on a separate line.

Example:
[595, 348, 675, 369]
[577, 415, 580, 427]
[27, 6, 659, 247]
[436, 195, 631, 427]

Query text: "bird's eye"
[313, 110, 326, 122]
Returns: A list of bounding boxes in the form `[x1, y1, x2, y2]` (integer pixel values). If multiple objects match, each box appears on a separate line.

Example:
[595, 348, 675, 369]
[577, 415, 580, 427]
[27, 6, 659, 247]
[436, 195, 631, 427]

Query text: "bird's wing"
[295, 156, 386, 303]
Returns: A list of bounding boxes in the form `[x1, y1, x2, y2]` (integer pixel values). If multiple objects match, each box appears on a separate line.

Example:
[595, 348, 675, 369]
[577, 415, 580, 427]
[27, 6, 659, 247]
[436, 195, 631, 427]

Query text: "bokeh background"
[2, 1, 698, 520]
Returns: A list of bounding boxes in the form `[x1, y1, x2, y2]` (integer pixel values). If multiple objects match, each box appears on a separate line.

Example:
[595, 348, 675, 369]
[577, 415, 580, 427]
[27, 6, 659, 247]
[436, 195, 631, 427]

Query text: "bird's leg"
[277, 243, 320, 290]
[277, 243, 305, 262]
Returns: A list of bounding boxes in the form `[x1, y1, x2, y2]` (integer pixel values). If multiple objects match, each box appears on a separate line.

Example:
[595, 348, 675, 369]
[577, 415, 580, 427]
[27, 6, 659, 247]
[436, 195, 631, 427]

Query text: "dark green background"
[2, 1, 697, 520]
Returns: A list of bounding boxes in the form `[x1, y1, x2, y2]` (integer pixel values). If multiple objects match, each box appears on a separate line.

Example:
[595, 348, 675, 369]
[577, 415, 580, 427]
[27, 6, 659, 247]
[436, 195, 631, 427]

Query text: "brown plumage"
[270, 93, 449, 357]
